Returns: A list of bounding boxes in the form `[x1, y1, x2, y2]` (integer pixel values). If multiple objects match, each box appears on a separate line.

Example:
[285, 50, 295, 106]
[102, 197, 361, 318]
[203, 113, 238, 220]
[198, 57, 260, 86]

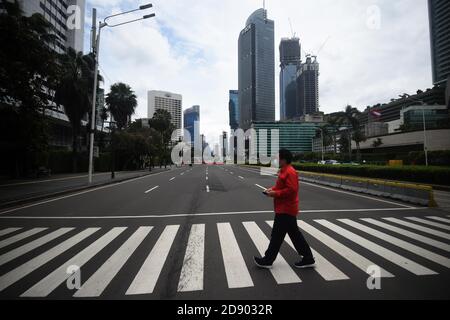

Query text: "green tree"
[106, 83, 137, 130]
[149, 109, 175, 167]
[55, 48, 99, 172]
[0, 0, 59, 176]
[341, 105, 366, 162]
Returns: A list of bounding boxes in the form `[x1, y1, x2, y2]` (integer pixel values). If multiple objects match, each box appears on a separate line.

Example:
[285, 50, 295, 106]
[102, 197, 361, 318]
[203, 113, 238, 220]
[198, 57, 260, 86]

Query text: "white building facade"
[148, 90, 182, 134]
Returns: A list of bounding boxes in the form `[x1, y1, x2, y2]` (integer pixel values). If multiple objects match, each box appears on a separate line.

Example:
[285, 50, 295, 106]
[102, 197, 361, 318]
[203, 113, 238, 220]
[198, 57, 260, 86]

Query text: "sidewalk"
[0, 167, 173, 208]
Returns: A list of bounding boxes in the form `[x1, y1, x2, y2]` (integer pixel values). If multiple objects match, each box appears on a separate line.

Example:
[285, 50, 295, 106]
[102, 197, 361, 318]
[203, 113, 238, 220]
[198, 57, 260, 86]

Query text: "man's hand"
[266, 189, 277, 198]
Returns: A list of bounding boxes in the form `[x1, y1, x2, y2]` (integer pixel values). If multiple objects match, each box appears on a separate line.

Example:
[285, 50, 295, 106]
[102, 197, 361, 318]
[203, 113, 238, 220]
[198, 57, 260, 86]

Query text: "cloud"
[85, 0, 432, 145]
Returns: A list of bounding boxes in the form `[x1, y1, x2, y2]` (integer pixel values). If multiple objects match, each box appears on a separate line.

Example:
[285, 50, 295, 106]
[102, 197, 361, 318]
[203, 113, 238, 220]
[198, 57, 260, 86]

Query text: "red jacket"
[272, 165, 299, 216]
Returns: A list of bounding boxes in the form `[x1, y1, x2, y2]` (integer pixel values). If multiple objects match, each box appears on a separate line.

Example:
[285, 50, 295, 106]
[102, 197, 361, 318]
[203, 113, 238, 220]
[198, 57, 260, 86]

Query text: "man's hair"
[279, 149, 293, 164]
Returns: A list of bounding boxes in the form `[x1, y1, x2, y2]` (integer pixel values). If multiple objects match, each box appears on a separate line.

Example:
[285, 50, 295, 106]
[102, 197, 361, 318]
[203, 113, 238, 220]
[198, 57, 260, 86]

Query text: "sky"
[84, 0, 433, 146]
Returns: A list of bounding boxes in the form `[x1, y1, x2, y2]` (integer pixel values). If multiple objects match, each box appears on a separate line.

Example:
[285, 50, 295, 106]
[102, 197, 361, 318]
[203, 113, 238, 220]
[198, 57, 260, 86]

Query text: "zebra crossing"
[0, 215, 449, 298]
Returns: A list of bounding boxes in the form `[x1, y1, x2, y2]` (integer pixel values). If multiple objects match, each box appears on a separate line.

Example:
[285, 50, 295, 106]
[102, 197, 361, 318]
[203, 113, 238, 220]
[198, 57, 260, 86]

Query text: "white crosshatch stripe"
[316, 220, 437, 276]
[74, 227, 152, 298]
[266, 221, 348, 281]
[243, 222, 302, 285]
[0, 228, 100, 292]
[362, 218, 450, 252]
[178, 224, 205, 292]
[0, 228, 74, 266]
[21, 227, 127, 297]
[384, 218, 450, 240]
[426, 216, 450, 224]
[126, 225, 179, 295]
[217, 223, 254, 289]
[0, 228, 47, 249]
[339, 219, 450, 269]
[297, 221, 393, 278]
[0, 228, 22, 237]
[406, 217, 450, 231]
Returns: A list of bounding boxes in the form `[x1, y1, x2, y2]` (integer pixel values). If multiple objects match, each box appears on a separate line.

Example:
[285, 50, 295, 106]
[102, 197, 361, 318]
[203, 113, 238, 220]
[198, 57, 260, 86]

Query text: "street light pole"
[88, 5, 155, 184]
[422, 108, 429, 166]
[317, 127, 324, 163]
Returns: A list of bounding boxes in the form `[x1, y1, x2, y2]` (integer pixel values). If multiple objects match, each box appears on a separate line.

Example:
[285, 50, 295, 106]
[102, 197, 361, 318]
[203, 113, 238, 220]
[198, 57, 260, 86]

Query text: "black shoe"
[254, 256, 273, 269]
[294, 256, 316, 269]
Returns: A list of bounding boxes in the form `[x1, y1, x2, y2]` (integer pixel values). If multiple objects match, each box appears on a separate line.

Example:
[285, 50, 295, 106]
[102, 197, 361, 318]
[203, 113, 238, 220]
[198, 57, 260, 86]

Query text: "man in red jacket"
[254, 149, 315, 269]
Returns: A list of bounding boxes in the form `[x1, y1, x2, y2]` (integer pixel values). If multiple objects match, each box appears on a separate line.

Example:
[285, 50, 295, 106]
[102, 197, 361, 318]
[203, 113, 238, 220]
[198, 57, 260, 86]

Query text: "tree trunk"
[72, 132, 78, 173]
[356, 142, 361, 163]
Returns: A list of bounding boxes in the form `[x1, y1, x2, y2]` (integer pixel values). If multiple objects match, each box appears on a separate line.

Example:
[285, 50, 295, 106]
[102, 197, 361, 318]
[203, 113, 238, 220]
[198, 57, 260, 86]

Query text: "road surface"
[0, 165, 449, 300]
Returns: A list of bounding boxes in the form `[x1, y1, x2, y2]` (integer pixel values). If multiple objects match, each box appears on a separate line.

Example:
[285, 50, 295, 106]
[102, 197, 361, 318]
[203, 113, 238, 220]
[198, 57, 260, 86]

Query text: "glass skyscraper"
[280, 38, 301, 121]
[428, 0, 450, 86]
[297, 55, 320, 116]
[229, 90, 239, 130]
[183, 105, 200, 145]
[238, 8, 275, 130]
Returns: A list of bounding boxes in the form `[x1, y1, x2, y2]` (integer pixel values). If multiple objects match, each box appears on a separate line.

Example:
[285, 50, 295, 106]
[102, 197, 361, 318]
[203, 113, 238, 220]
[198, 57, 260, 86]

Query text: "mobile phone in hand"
[262, 190, 269, 196]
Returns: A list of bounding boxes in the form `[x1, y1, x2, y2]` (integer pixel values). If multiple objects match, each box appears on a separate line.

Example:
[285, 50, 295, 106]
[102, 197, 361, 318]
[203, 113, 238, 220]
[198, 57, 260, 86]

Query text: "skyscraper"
[428, 0, 450, 86]
[148, 90, 182, 134]
[229, 90, 240, 130]
[183, 105, 200, 146]
[17, 0, 85, 53]
[280, 37, 301, 121]
[297, 55, 320, 116]
[238, 8, 275, 130]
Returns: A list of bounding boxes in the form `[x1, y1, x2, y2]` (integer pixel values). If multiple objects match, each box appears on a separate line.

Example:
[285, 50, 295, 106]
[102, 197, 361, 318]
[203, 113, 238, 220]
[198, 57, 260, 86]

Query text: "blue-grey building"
[428, 0, 450, 86]
[238, 8, 275, 130]
[297, 55, 320, 116]
[229, 90, 240, 130]
[280, 37, 301, 121]
[183, 105, 200, 145]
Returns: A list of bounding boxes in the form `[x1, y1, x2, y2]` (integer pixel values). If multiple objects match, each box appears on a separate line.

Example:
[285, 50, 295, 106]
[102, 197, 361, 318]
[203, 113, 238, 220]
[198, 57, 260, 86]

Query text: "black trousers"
[265, 214, 313, 264]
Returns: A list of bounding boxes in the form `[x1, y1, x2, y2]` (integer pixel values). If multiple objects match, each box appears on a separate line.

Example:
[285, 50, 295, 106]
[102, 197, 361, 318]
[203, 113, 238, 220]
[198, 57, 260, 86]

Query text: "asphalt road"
[0, 164, 449, 300]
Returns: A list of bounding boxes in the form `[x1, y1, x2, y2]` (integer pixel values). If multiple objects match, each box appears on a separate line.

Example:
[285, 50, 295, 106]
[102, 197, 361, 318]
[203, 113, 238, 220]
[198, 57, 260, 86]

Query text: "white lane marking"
[0, 228, 74, 266]
[180, 172, 184, 176]
[243, 222, 302, 284]
[126, 225, 179, 295]
[426, 216, 450, 224]
[384, 218, 450, 240]
[316, 220, 436, 276]
[266, 221, 349, 281]
[238, 176, 244, 180]
[74, 227, 152, 297]
[0, 228, 100, 292]
[406, 217, 450, 231]
[217, 223, 254, 289]
[255, 184, 267, 191]
[206, 186, 210, 193]
[22, 228, 126, 297]
[230, 172, 234, 175]
[362, 218, 450, 252]
[0, 228, 47, 249]
[0, 169, 181, 215]
[206, 177, 209, 181]
[144, 186, 159, 194]
[297, 221, 393, 277]
[0, 208, 423, 220]
[234, 166, 414, 209]
[340, 219, 450, 268]
[178, 224, 205, 292]
[0, 228, 22, 237]
[169, 177, 176, 182]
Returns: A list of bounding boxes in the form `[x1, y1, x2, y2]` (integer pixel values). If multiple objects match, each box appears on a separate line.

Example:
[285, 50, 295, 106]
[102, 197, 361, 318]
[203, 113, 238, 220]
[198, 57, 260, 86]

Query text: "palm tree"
[55, 48, 99, 172]
[341, 105, 366, 162]
[105, 83, 137, 130]
[326, 114, 344, 155]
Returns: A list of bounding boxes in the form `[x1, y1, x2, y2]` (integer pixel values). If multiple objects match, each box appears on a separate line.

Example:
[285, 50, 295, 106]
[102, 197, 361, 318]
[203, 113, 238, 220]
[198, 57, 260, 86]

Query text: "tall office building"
[297, 55, 320, 116]
[17, 0, 85, 53]
[238, 8, 275, 130]
[280, 37, 301, 121]
[183, 105, 200, 146]
[428, 0, 450, 86]
[229, 90, 240, 130]
[148, 90, 182, 134]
